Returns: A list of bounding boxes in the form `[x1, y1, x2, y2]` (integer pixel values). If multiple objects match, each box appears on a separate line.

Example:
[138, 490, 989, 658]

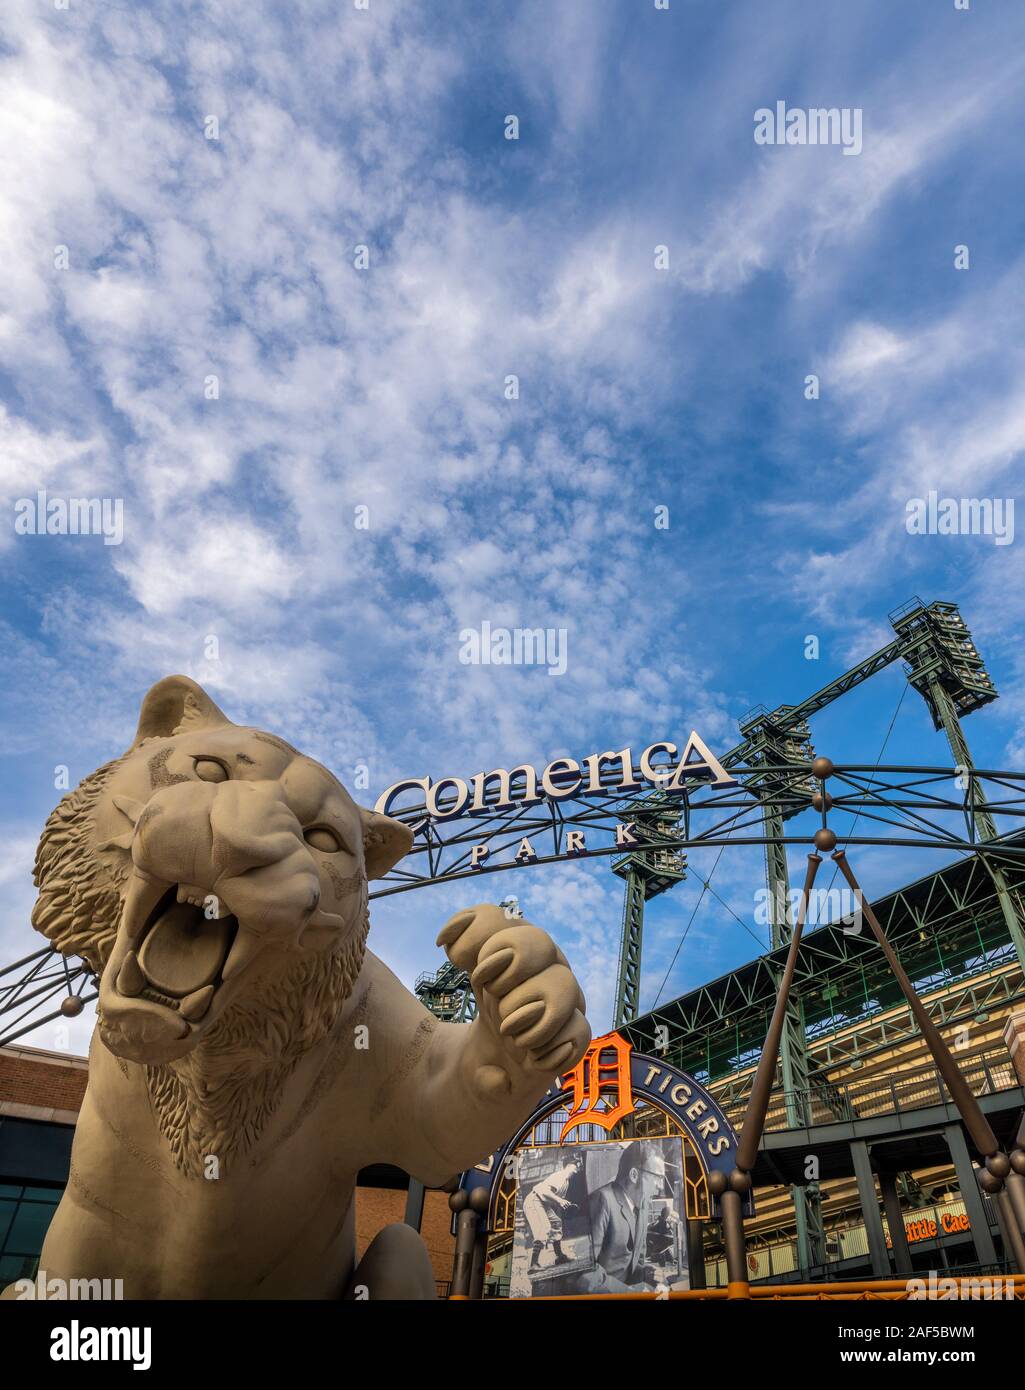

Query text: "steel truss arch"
[370, 762, 1025, 899]
[3, 760, 1025, 1050]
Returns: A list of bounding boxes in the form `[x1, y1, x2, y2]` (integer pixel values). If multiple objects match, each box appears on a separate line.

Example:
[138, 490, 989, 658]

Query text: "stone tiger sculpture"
[6, 675, 590, 1299]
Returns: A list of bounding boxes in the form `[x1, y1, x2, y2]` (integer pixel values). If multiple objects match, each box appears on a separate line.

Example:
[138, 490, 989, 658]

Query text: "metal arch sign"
[373, 732, 737, 821]
[458, 1031, 751, 1226]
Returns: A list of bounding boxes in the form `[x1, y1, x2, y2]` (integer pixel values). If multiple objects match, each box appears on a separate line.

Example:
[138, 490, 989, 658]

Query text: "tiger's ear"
[131, 675, 232, 749]
[359, 808, 413, 879]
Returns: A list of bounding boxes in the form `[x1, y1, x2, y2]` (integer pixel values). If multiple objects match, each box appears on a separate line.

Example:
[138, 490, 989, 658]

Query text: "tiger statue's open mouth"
[99, 871, 257, 1062]
[97, 816, 364, 1064]
[106, 874, 239, 1031]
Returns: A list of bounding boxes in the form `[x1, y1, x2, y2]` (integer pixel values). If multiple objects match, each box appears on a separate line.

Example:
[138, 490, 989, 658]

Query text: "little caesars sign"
[375, 733, 736, 867]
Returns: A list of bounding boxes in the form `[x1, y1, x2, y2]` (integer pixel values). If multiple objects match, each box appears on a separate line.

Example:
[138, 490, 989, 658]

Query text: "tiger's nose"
[207, 779, 306, 876]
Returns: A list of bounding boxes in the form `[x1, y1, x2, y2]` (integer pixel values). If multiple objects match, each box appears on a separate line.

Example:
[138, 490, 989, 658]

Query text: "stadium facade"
[621, 849, 1025, 1287]
[4, 598, 1025, 1298]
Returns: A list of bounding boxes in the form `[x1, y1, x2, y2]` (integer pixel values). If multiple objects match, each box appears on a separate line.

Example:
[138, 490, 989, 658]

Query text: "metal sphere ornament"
[985, 1152, 1011, 1180]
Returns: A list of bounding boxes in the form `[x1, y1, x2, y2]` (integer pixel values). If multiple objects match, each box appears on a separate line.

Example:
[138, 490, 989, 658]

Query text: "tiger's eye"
[305, 827, 341, 853]
[194, 758, 228, 783]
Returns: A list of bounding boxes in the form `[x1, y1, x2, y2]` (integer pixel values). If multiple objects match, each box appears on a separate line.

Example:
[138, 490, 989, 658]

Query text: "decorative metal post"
[712, 773, 828, 1297]
[832, 847, 1025, 1241]
[448, 1186, 489, 1299]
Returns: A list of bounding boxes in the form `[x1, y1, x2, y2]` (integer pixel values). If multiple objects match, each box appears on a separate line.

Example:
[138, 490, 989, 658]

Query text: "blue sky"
[1, 0, 1024, 1052]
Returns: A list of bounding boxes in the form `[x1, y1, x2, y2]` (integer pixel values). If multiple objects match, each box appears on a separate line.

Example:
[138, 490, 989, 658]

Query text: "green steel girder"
[888, 600, 1025, 974]
[636, 904, 1019, 1079]
[614, 868, 648, 1027]
[414, 959, 477, 1022]
[612, 805, 688, 1026]
[605, 598, 1001, 1029]
[646, 602, 954, 1054]
[623, 843, 1025, 1083]
[716, 600, 965, 774]
[614, 599, 1018, 1272]
[918, 672, 1025, 974]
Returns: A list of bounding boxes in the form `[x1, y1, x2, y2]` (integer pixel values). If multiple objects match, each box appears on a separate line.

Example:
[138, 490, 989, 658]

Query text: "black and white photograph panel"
[510, 1137, 688, 1298]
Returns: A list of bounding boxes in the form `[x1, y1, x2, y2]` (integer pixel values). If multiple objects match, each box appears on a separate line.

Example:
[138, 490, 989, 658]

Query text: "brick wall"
[0, 1045, 88, 1121]
[355, 1186, 455, 1289]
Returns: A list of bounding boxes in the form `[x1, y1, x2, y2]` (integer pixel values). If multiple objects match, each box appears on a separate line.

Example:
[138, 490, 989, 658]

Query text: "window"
[0, 1183, 63, 1284]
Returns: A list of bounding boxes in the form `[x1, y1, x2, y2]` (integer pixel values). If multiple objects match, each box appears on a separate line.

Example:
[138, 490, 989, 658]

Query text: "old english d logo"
[559, 1030, 635, 1141]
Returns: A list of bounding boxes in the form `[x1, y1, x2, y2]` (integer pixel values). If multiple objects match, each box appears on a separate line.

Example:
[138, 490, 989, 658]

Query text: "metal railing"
[717, 1046, 1018, 1133]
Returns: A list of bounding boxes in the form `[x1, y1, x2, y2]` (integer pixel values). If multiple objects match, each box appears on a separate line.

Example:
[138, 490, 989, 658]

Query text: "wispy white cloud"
[3, 0, 1025, 1053]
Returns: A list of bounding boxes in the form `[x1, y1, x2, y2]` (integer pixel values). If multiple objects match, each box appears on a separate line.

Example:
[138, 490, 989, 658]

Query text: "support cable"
[652, 845, 726, 1008]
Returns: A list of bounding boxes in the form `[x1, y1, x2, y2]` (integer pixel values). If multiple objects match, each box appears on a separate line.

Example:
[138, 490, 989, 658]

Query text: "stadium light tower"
[891, 599, 1025, 971]
[610, 597, 1025, 1276]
